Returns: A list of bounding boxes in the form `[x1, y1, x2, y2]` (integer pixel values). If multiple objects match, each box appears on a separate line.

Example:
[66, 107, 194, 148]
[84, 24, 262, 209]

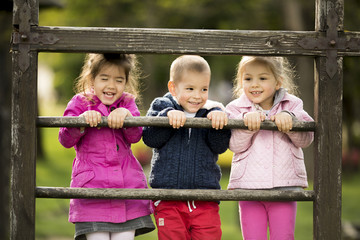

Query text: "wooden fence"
[9, 0, 357, 239]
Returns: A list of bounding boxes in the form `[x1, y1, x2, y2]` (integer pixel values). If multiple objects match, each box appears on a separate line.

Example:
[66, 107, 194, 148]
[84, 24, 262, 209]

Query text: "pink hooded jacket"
[225, 89, 314, 189]
[59, 92, 152, 223]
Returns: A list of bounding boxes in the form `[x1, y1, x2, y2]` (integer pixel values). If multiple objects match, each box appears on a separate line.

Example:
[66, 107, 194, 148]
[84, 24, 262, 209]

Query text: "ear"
[168, 80, 176, 96]
[276, 79, 282, 90]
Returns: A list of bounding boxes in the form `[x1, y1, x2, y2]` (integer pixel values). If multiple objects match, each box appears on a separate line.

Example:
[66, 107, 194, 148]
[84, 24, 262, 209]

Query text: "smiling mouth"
[104, 92, 115, 97]
[189, 101, 201, 105]
[251, 91, 262, 95]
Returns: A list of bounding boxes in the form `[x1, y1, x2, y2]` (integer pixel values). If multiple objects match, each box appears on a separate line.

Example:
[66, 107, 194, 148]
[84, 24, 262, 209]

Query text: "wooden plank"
[313, 57, 343, 240]
[36, 187, 315, 202]
[313, 1, 343, 239]
[11, 26, 359, 56]
[23, 26, 327, 55]
[36, 116, 316, 132]
[10, 51, 38, 240]
[12, 0, 39, 28]
[11, 1, 38, 239]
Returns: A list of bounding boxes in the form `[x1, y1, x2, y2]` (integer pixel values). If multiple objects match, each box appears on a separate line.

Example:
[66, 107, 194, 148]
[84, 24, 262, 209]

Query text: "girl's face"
[241, 61, 281, 110]
[92, 64, 126, 106]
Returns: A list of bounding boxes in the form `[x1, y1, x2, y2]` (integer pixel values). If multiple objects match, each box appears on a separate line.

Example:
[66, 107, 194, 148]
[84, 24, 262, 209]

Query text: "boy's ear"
[168, 80, 176, 96]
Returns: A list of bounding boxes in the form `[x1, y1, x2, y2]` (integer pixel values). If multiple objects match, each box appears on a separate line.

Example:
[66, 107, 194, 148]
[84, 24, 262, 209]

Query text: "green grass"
[36, 126, 360, 239]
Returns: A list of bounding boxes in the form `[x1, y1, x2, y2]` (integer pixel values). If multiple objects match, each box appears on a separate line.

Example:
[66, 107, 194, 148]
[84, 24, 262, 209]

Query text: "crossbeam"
[37, 116, 316, 131]
[36, 187, 315, 202]
[11, 26, 360, 56]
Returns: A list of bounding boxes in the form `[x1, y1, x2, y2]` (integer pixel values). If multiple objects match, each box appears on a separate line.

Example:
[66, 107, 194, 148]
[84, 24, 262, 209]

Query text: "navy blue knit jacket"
[142, 93, 231, 190]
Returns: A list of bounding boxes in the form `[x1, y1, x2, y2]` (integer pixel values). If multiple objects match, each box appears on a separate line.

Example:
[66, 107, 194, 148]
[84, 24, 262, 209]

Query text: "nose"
[107, 78, 116, 89]
[193, 90, 201, 99]
[250, 79, 260, 88]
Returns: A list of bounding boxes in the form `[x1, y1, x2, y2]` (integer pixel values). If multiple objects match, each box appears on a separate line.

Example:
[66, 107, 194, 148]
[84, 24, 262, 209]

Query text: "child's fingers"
[168, 111, 185, 129]
[82, 111, 101, 127]
[208, 111, 228, 130]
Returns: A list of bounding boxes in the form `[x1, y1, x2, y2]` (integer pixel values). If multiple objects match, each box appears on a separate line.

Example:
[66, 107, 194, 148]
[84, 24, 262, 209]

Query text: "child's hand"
[207, 110, 228, 130]
[108, 108, 132, 129]
[270, 112, 293, 133]
[167, 110, 186, 129]
[244, 112, 266, 131]
[80, 110, 102, 128]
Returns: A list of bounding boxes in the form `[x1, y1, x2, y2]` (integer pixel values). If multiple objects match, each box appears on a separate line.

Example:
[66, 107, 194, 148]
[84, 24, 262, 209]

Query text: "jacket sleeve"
[285, 96, 314, 148]
[225, 101, 256, 154]
[142, 97, 176, 148]
[119, 95, 143, 144]
[58, 95, 86, 148]
[206, 107, 231, 154]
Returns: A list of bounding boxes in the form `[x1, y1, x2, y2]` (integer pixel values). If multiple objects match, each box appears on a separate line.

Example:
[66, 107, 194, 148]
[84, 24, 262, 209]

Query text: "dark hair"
[75, 53, 141, 100]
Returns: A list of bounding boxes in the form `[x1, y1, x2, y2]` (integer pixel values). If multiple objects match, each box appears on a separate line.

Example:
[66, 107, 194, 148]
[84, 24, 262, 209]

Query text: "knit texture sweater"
[143, 93, 231, 190]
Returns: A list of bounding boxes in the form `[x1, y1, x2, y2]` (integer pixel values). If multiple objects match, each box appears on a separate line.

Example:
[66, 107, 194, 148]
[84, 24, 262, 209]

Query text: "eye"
[101, 77, 108, 81]
[202, 88, 208, 92]
[116, 78, 125, 83]
[243, 77, 251, 81]
[260, 77, 267, 81]
[186, 88, 193, 91]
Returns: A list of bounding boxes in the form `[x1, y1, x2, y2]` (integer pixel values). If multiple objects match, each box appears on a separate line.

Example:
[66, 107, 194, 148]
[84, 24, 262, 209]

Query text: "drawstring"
[187, 201, 197, 212]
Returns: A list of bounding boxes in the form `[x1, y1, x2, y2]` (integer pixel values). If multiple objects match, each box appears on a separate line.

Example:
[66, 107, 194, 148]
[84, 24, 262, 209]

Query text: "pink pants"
[153, 200, 222, 240]
[239, 201, 297, 240]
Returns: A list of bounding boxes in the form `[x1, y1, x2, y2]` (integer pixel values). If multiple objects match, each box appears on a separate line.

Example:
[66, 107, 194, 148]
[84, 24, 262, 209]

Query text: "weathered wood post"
[313, 0, 343, 239]
[10, 0, 39, 239]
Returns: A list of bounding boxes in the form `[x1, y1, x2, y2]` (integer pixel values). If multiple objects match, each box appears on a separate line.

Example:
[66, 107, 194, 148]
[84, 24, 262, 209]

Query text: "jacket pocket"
[291, 146, 307, 178]
[230, 150, 251, 181]
[71, 169, 95, 188]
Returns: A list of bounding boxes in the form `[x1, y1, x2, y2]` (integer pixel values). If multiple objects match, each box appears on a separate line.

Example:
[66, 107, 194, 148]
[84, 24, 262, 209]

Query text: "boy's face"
[168, 70, 210, 113]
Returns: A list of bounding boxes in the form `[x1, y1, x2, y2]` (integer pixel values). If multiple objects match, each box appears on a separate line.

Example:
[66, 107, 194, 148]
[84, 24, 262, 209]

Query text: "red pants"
[153, 200, 222, 240]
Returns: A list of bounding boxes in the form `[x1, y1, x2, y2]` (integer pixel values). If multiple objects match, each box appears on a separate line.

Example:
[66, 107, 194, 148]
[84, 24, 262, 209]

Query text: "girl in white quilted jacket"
[226, 56, 314, 240]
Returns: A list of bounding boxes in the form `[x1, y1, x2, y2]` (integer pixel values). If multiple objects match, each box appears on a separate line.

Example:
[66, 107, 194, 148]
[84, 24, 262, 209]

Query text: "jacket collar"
[91, 92, 131, 115]
[164, 92, 209, 117]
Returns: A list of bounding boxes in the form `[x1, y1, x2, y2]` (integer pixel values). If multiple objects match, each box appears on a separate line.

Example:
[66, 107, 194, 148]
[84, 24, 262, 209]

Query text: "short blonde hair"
[170, 55, 210, 82]
[233, 56, 298, 97]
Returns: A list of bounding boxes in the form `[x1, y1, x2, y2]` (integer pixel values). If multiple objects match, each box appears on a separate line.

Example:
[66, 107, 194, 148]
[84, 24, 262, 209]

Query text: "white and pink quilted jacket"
[225, 89, 314, 190]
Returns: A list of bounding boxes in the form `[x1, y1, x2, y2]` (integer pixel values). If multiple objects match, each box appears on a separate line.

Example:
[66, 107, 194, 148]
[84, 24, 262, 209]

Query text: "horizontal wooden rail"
[11, 26, 360, 56]
[36, 187, 315, 201]
[37, 116, 316, 131]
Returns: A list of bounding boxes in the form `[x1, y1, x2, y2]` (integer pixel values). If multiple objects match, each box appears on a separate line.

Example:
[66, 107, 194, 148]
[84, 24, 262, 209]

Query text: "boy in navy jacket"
[143, 55, 231, 240]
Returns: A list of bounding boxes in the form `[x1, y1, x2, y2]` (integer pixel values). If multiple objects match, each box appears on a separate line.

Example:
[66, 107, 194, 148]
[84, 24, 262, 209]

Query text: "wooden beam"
[10, 26, 360, 56]
[36, 187, 315, 202]
[10, 51, 37, 240]
[11, 1, 38, 239]
[36, 116, 316, 132]
[313, 1, 343, 239]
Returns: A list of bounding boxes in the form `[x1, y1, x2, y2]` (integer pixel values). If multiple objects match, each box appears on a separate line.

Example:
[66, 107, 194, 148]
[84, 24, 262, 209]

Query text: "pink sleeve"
[284, 97, 314, 148]
[120, 94, 142, 144]
[58, 95, 87, 148]
[226, 101, 255, 154]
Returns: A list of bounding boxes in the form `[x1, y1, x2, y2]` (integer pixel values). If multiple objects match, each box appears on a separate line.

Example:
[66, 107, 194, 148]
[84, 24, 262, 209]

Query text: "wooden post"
[314, 0, 343, 239]
[10, 0, 38, 239]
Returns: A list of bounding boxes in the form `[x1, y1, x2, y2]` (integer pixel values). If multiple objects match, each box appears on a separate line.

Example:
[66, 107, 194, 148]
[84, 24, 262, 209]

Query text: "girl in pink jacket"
[59, 54, 154, 240]
[226, 56, 314, 240]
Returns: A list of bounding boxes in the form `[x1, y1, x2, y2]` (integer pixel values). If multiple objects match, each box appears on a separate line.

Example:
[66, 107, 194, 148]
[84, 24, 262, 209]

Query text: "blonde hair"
[170, 55, 210, 82]
[75, 53, 141, 101]
[233, 56, 298, 98]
